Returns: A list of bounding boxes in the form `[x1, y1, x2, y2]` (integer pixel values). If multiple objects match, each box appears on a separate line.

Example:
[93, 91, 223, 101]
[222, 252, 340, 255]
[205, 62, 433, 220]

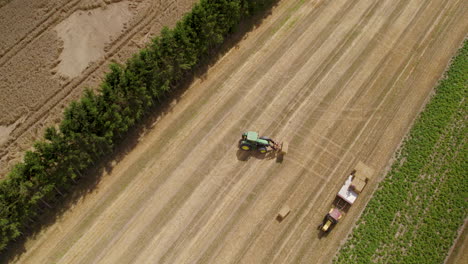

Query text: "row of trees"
[0, 0, 277, 253]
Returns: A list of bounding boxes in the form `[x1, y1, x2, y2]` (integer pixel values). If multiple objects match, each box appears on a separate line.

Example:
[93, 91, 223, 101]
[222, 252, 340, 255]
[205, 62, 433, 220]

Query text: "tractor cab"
[320, 208, 342, 232]
[239, 131, 270, 153]
[238, 131, 287, 160]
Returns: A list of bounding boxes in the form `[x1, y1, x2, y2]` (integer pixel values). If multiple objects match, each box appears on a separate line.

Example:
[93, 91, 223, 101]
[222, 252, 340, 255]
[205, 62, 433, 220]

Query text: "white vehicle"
[319, 162, 374, 233]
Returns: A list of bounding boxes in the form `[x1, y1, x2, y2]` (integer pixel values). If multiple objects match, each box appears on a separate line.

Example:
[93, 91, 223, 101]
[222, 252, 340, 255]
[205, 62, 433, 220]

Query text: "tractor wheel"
[240, 143, 251, 151]
[258, 147, 267, 154]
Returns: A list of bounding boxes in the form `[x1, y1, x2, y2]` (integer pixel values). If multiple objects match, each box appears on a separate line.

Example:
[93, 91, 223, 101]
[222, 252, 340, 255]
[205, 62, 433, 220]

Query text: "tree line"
[0, 0, 276, 253]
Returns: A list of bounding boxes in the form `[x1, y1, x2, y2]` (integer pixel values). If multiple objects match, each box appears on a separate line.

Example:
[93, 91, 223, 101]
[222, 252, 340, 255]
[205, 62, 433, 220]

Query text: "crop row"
[0, 0, 277, 254]
[334, 40, 467, 264]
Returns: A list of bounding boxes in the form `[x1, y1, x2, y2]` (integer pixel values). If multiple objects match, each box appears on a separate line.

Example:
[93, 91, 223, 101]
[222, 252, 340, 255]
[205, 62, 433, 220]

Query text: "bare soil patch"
[55, 1, 133, 78]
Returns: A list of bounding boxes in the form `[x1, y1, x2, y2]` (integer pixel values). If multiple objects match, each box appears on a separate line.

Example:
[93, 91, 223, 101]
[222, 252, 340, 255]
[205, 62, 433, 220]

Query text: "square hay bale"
[354, 161, 375, 180]
[277, 205, 291, 221]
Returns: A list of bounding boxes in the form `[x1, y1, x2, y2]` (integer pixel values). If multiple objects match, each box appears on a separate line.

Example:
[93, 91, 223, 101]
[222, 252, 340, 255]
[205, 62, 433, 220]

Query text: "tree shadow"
[0, 1, 281, 262]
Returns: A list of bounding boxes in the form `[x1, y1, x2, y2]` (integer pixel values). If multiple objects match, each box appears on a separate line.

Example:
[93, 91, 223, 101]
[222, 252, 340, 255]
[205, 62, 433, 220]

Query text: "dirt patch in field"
[55, 1, 133, 78]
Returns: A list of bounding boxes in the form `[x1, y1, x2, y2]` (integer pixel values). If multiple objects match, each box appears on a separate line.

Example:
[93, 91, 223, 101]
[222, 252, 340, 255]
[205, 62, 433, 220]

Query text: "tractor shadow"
[236, 150, 282, 162]
[316, 214, 335, 239]
[316, 211, 340, 239]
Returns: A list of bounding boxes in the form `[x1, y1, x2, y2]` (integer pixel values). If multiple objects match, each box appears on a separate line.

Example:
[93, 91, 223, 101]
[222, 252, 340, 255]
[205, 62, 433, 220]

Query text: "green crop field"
[334, 40, 467, 264]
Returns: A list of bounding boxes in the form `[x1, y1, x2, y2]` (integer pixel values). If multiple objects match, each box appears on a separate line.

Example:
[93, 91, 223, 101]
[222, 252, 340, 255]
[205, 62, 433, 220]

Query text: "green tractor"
[238, 131, 287, 158]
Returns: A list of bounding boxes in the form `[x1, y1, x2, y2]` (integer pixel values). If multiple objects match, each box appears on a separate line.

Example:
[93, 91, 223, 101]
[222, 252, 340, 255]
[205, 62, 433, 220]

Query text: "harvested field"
[1, 0, 467, 263]
[335, 39, 467, 263]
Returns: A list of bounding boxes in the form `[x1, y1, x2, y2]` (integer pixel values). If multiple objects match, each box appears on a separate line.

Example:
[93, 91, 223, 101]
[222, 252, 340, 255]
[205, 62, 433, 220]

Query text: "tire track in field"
[49, 0, 330, 262]
[81, 0, 377, 261]
[0, 0, 80, 62]
[256, 0, 430, 261]
[280, 2, 458, 263]
[75, 1, 354, 261]
[0, 1, 191, 175]
[187, 0, 436, 260]
[330, 0, 461, 171]
[0, 0, 211, 171]
[0, 0, 304, 176]
[156, 4, 367, 250]
[82, 0, 462, 262]
[341, 9, 467, 257]
[283, 0, 446, 260]
[79, 0, 464, 262]
[223, 0, 419, 262]
[16, 1, 314, 262]
[1, 1, 152, 129]
[149, 0, 385, 261]
[352, 0, 465, 163]
[0, 0, 169, 175]
[190, 1, 398, 262]
[68, 0, 340, 260]
[10, 1, 196, 263]
[318, 0, 437, 150]
[11, 0, 467, 263]
[216, 0, 397, 262]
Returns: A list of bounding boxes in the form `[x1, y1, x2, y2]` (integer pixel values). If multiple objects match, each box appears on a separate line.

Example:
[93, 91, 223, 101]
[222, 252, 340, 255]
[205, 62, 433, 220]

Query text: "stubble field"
[1, 0, 467, 263]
